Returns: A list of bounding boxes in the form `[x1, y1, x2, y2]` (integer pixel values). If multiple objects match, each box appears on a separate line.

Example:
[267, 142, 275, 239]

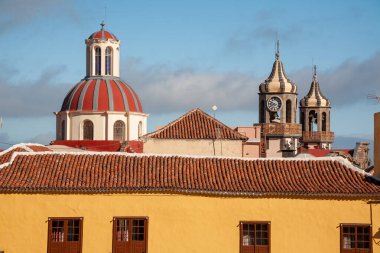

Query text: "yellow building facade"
[0, 147, 380, 253]
[0, 194, 379, 252]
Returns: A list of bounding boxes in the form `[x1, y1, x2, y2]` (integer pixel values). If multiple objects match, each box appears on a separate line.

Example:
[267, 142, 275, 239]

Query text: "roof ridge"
[188, 108, 248, 138]
[0, 143, 47, 156]
[143, 108, 248, 140]
[0, 149, 370, 177]
[142, 108, 199, 138]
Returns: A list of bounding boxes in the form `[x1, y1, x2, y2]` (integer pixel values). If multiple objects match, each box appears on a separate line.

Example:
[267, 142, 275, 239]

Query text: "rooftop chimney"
[374, 112, 380, 177]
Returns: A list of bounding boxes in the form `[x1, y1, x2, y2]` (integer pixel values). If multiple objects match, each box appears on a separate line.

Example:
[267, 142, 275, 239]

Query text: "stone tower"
[257, 41, 302, 157]
[299, 66, 334, 149]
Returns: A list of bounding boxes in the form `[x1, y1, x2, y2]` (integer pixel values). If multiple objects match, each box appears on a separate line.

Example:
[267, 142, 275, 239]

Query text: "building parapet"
[302, 131, 335, 142]
[259, 123, 302, 137]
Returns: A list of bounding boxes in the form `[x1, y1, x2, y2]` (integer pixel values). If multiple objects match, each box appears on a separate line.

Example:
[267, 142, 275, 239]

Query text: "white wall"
[56, 111, 148, 142]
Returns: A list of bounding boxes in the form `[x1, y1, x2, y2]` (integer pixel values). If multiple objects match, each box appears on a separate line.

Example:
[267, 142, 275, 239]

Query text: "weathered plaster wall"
[143, 139, 243, 157]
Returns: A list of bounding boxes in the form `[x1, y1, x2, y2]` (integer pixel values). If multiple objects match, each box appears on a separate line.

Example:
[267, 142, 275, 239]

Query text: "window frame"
[138, 121, 143, 138]
[113, 120, 125, 141]
[83, 120, 94, 140]
[240, 221, 271, 253]
[47, 217, 83, 253]
[322, 112, 327, 132]
[340, 223, 372, 253]
[95, 47, 102, 75]
[61, 120, 66, 140]
[105, 46, 113, 75]
[286, 99, 292, 123]
[112, 216, 149, 253]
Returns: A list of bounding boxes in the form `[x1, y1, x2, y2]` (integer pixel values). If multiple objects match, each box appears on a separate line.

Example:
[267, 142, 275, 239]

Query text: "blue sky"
[0, 0, 379, 149]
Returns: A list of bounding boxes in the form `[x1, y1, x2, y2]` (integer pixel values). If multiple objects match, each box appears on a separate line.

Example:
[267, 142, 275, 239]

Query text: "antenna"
[367, 94, 380, 104]
[212, 105, 218, 118]
[0, 116, 3, 129]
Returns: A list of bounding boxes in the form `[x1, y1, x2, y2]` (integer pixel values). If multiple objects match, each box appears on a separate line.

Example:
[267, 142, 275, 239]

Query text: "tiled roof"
[0, 144, 51, 166]
[144, 108, 248, 141]
[0, 152, 379, 197]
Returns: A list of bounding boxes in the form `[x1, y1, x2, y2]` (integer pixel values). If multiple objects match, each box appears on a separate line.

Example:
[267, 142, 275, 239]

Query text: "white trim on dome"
[105, 79, 114, 111]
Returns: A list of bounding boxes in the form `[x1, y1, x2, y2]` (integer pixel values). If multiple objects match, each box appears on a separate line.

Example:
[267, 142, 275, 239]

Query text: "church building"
[55, 23, 148, 143]
[257, 41, 335, 158]
[257, 41, 302, 157]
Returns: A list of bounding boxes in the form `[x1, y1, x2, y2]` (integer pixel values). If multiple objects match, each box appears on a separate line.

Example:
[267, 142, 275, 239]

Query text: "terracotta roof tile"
[144, 108, 248, 140]
[0, 152, 379, 197]
[0, 144, 51, 166]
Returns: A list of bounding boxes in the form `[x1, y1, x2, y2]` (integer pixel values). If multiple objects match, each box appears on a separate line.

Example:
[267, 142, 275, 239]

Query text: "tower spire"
[275, 39, 280, 59]
[313, 65, 317, 80]
[100, 21, 105, 30]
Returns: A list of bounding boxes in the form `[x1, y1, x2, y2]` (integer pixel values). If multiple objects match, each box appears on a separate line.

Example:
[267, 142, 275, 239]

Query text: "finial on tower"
[275, 39, 280, 59]
[313, 65, 317, 80]
[100, 21, 105, 30]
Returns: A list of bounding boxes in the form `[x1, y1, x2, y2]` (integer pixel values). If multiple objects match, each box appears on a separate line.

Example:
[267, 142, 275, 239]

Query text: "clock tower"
[257, 41, 302, 157]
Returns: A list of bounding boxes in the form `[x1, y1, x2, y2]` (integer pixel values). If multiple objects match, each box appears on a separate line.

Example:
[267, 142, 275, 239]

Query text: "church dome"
[259, 41, 297, 94]
[61, 77, 143, 113]
[300, 66, 330, 107]
[88, 22, 118, 41]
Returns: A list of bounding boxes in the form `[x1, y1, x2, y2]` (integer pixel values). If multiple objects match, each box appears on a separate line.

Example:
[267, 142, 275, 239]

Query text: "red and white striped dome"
[88, 29, 118, 41]
[61, 77, 143, 113]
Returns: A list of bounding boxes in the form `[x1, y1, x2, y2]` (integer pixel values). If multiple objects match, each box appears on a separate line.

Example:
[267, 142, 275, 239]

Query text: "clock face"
[267, 96, 282, 112]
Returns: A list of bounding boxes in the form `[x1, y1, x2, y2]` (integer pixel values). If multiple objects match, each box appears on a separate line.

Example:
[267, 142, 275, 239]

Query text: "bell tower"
[299, 66, 334, 149]
[257, 41, 302, 157]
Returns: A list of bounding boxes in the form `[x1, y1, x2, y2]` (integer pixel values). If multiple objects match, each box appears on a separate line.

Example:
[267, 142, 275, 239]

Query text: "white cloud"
[293, 53, 380, 107]
[121, 52, 380, 114]
[122, 59, 260, 114]
[1, 52, 379, 118]
[0, 65, 72, 117]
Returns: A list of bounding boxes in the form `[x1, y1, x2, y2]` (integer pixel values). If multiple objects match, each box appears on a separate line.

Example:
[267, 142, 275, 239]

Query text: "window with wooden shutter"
[340, 224, 372, 253]
[47, 217, 83, 253]
[240, 221, 270, 253]
[113, 217, 148, 253]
